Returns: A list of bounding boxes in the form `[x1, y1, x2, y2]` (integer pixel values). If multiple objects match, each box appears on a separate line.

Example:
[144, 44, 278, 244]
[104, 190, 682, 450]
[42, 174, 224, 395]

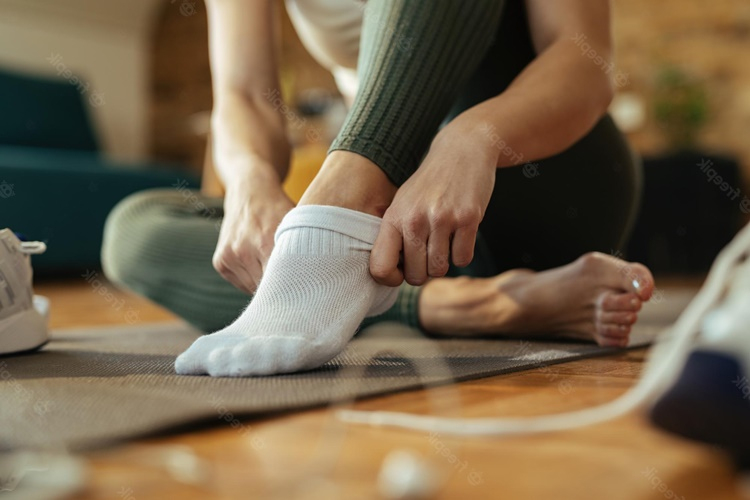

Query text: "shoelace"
[18, 242, 46, 255]
[337, 222, 750, 436]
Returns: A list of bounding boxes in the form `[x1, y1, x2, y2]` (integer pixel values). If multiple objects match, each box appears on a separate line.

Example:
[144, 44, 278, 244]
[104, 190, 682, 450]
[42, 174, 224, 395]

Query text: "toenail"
[630, 299, 639, 308]
[632, 279, 641, 291]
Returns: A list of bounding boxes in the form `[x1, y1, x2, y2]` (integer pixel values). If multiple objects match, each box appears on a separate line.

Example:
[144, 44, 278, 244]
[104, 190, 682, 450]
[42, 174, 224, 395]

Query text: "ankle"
[299, 151, 397, 218]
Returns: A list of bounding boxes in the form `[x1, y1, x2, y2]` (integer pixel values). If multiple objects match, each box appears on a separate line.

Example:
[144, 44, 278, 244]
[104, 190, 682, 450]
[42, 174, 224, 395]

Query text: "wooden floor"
[34, 278, 746, 500]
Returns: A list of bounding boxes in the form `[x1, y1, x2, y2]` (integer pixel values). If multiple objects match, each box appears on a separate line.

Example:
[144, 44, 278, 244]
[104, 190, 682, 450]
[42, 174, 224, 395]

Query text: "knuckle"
[235, 246, 255, 264]
[454, 207, 482, 227]
[404, 216, 423, 234]
[369, 263, 390, 280]
[212, 258, 229, 275]
[430, 210, 452, 227]
[258, 237, 274, 254]
[214, 244, 231, 260]
[430, 253, 450, 272]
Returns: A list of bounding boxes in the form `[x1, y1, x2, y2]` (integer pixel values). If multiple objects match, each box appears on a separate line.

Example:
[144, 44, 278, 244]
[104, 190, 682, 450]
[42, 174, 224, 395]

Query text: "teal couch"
[0, 67, 198, 274]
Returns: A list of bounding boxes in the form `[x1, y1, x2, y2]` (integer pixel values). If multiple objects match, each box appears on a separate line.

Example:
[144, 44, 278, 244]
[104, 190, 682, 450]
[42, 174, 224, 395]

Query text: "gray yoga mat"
[0, 290, 694, 451]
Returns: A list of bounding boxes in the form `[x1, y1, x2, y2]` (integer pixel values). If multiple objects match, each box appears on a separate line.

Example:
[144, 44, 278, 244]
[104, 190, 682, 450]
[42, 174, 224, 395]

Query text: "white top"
[285, 0, 364, 99]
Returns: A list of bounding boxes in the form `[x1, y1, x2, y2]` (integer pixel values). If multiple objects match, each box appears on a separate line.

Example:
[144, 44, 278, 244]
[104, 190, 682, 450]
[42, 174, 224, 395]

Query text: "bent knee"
[101, 189, 177, 290]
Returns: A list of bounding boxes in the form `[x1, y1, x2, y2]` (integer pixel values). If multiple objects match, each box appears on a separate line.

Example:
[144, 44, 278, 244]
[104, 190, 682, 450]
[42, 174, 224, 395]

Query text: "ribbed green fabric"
[329, 0, 505, 186]
[101, 189, 247, 332]
[101, 189, 422, 333]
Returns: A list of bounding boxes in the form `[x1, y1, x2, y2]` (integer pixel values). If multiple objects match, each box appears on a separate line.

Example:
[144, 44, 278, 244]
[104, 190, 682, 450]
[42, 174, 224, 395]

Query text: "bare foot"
[418, 252, 655, 347]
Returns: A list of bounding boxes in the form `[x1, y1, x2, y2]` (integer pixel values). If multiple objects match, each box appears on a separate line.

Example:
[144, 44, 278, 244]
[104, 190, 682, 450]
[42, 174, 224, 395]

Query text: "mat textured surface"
[0, 291, 693, 450]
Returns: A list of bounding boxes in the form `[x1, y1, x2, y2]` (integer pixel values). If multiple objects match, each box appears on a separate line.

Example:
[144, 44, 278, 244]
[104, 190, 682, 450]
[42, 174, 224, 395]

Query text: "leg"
[103, 188, 423, 333]
[418, 120, 654, 346]
[102, 189, 248, 332]
[393, 0, 654, 346]
[175, 0, 507, 376]
[300, 0, 507, 212]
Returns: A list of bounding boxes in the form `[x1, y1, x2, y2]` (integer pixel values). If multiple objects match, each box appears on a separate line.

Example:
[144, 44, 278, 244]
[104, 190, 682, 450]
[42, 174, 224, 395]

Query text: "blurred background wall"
[613, 0, 750, 172]
[0, 0, 747, 179]
[0, 0, 748, 274]
[0, 0, 163, 162]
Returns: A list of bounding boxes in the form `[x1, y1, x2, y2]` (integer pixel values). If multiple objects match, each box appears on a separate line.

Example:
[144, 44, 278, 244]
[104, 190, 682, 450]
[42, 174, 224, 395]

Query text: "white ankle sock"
[174, 205, 399, 376]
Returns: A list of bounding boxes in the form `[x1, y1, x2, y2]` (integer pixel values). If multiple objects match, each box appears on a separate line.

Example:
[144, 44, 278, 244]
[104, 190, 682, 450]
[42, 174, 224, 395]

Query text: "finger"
[451, 225, 478, 267]
[230, 246, 265, 293]
[219, 265, 256, 295]
[403, 225, 429, 286]
[256, 235, 276, 271]
[427, 228, 451, 277]
[239, 258, 264, 292]
[370, 221, 405, 286]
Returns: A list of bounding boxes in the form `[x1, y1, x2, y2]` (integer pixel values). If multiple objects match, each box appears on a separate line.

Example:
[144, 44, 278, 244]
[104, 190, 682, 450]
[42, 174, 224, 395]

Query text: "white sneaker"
[0, 229, 49, 355]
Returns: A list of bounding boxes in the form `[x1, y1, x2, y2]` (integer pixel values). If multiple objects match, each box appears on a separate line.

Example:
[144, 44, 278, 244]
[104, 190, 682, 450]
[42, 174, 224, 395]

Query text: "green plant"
[653, 66, 709, 150]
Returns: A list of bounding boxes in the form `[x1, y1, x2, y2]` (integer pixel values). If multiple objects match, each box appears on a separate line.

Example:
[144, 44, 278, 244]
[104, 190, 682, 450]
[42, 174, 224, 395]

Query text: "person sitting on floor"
[102, 0, 654, 377]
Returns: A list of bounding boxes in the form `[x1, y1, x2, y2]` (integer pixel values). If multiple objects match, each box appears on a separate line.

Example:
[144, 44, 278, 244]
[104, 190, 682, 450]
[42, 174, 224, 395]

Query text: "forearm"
[205, 0, 291, 188]
[452, 38, 614, 168]
[329, 0, 505, 186]
[211, 92, 291, 188]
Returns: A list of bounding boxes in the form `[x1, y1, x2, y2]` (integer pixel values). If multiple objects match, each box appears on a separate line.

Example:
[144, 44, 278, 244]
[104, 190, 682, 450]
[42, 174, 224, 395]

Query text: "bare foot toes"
[419, 252, 655, 347]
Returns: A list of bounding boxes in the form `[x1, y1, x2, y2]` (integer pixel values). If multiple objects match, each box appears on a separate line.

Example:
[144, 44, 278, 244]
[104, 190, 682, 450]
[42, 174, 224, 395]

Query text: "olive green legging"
[101, 0, 641, 333]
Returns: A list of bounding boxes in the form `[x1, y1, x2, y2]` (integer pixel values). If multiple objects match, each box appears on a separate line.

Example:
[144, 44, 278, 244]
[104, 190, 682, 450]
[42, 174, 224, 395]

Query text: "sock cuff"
[275, 205, 383, 244]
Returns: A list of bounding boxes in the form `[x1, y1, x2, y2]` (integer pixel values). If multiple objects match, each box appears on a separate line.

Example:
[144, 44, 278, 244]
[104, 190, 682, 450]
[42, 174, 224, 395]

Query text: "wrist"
[435, 114, 501, 169]
[225, 166, 284, 197]
[213, 144, 288, 187]
[210, 107, 291, 182]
